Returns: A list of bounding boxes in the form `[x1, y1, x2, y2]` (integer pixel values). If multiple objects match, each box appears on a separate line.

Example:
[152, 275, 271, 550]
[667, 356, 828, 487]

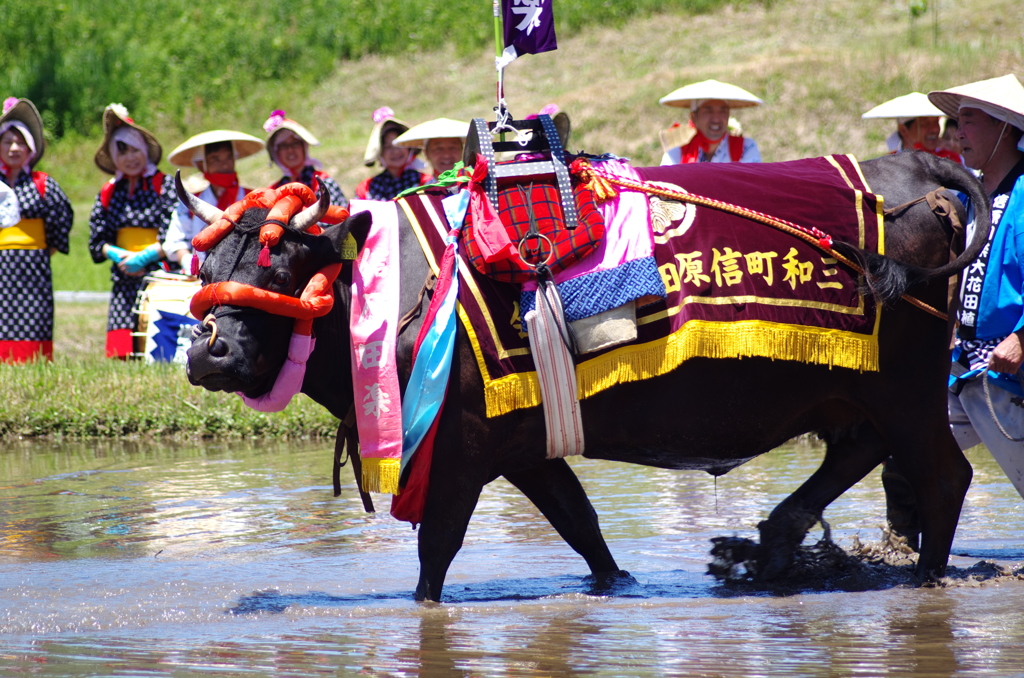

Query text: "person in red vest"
[0, 97, 73, 363]
[163, 130, 265, 275]
[658, 79, 763, 165]
[392, 117, 469, 181]
[87, 104, 176, 359]
[862, 92, 963, 163]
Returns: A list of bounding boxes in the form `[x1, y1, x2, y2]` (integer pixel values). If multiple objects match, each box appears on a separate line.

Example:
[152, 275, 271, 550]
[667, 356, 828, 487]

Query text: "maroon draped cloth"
[397, 155, 883, 419]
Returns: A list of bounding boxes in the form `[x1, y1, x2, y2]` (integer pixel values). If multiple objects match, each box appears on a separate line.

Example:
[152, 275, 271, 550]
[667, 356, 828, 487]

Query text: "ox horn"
[174, 169, 224, 225]
[290, 187, 330, 232]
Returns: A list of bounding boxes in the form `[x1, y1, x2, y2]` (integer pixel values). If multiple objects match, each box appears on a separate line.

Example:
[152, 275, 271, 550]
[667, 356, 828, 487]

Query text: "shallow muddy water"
[1, 438, 1023, 676]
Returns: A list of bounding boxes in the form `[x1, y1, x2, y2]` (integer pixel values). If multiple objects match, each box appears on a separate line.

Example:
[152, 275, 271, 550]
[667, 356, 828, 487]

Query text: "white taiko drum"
[132, 272, 202, 363]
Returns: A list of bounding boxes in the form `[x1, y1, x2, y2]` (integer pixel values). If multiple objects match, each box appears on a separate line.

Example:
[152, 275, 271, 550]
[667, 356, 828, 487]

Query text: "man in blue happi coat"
[931, 74, 1024, 499]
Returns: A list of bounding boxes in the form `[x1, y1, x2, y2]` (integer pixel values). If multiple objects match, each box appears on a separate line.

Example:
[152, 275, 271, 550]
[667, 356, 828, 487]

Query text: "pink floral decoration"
[264, 109, 287, 133]
[3, 97, 18, 114]
[538, 103, 560, 116]
[372, 106, 395, 124]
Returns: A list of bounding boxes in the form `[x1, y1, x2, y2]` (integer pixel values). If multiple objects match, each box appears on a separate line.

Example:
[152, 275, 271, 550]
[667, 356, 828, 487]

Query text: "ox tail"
[830, 155, 992, 306]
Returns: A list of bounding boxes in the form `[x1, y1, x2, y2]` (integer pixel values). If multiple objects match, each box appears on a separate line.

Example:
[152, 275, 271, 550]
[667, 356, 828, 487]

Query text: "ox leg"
[759, 424, 889, 580]
[885, 425, 971, 581]
[504, 459, 628, 584]
[414, 470, 485, 603]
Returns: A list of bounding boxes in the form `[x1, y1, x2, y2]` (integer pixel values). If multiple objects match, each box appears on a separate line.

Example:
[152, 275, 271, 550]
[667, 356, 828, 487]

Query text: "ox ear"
[321, 210, 373, 259]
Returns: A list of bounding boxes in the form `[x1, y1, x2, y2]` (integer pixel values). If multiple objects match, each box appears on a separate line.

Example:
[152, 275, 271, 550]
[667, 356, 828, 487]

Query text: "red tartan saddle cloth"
[464, 179, 606, 284]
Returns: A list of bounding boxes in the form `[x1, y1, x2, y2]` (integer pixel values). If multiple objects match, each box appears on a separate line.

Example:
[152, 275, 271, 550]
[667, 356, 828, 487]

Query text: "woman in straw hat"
[355, 107, 431, 201]
[393, 117, 469, 182]
[87, 103, 177, 359]
[861, 92, 962, 163]
[0, 97, 74, 363]
[163, 130, 264, 275]
[263, 109, 347, 209]
[925, 74, 1024, 501]
[658, 79, 762, 165]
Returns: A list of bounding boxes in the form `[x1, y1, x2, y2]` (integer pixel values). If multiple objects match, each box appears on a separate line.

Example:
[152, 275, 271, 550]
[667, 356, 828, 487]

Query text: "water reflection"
[2, 439, 1024, 675]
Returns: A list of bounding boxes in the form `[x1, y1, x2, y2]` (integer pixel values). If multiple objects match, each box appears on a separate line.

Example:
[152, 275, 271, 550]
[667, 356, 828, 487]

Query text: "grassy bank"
[45, 0, 1023, 291]
[0, 303, 338, 439]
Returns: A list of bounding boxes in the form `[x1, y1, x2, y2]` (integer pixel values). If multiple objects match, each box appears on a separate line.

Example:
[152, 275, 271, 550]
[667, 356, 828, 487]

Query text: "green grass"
[1, 341, 338, 440]
[0, 302, 339, 439]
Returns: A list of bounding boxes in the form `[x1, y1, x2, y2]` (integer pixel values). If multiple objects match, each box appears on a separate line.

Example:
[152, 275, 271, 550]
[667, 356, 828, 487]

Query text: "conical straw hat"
[929, 74, 1024, 132]
[393, 118, 469, 149]
[659, 79, 763, 110]
[862, 92, 945, 119]
[168, 130, 265, 168]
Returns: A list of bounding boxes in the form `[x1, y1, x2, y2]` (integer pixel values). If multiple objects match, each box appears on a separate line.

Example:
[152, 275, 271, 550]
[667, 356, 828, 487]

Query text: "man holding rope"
[933, 74, 1024, 499]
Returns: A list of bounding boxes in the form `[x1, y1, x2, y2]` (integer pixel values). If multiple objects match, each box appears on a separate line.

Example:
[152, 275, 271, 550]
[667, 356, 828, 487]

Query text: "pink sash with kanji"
[349, 200, 403, 494]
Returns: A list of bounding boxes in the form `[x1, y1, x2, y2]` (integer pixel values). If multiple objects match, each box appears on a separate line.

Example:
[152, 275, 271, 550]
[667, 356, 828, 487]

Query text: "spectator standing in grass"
[861, 91, 963, 163]
[163, 130, 264, 275]
[263, 109, 347, 209]
[0, 97, 73, 363]
[87, 104, 176, 359]
[393, 117, 469, 181]
[658, 79, 762, 165]
[355, 107, 431, 201]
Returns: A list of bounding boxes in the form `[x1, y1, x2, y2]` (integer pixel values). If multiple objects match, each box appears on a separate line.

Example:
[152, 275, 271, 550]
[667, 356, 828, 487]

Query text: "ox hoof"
[756, 509, 821, 581]
[584, 570, 638, 595]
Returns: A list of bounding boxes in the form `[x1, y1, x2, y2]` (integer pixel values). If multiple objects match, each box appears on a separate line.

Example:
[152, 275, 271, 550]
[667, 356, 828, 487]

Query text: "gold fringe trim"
[361, 457, 401, 495]
[482, 319, 878, 417]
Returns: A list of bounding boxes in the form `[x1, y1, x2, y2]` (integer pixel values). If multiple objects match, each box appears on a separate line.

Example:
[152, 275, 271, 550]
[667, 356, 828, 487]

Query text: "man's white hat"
[659, 79, 763, 110]
[393, 118, 469, 149]
[861, 92, 945, 120]
[929, 74, 1024, 133]
[168, 130, 266, 168]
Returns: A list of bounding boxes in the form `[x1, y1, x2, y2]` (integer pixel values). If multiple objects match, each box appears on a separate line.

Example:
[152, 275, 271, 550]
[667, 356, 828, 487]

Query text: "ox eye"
[273, 270, 291, 287]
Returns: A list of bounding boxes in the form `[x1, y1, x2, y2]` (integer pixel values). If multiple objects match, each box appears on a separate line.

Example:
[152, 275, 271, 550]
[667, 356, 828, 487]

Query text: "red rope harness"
[190, 184, 350, 333]
[191, 262, 343, 335]
[570, 159, 947, 321]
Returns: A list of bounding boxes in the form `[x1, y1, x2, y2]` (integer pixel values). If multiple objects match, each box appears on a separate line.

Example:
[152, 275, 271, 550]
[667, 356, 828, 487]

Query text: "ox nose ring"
[202, 314, 219, 348]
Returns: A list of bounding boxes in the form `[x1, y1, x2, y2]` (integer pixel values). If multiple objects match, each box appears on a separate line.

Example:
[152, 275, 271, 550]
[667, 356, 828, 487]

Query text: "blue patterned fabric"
[520, 256, 665, 330]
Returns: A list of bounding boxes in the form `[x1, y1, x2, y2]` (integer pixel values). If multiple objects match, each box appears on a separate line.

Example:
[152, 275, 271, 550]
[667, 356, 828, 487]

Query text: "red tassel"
[190, 254, 200, 276]
[257, 245, 271, 267]
[818, 236, 833, 249]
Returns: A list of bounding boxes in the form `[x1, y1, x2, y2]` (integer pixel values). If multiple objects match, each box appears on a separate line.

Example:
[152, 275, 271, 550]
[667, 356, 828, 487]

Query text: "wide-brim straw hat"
[363, 115, 412, 167]
[393, 118, 469, 150]
[265, 117, 320, 150]
[929, 74, 1024, 133]
[0, 98, 46, 166]
[861, 92, 945, 120]
[94, 103, 162, 175]
[659, 79, 763, 110]
[168, 130, 266, 168]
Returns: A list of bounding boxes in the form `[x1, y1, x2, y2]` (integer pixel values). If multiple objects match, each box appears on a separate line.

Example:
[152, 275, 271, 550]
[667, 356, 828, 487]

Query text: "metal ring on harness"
[518, 232, 555, 269]
[203, 314, 219, 348]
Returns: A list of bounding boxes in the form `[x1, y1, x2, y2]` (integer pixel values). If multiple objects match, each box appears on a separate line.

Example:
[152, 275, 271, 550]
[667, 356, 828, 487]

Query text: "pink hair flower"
[539, 103, 560, 116]
[264, 109, 287, 133]
[372, 106, 395, 124]
[2, 97, 17, 114]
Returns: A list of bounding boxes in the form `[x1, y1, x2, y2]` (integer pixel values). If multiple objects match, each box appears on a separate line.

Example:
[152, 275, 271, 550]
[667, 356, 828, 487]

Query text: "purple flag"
[502, 0, 557, 56]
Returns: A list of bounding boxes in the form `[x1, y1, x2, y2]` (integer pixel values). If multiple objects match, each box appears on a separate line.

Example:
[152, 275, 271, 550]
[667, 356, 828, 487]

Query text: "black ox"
[181, 152, 990, 602]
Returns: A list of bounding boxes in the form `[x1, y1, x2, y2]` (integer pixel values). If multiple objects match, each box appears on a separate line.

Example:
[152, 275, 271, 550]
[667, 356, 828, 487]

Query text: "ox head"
[180, 172, 370, 397]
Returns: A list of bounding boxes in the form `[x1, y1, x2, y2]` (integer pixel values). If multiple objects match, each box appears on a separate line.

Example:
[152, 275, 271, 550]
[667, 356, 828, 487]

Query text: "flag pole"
[493, 0, 507, 141]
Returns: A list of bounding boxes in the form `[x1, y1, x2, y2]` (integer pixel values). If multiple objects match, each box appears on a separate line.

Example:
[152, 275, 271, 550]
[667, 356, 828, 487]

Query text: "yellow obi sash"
[116, 227, 158, 252]
[0, 219, 47, 250]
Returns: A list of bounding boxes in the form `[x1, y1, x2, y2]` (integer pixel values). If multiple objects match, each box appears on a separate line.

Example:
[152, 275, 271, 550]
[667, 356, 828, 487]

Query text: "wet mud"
[710, 525, 1024, 595]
